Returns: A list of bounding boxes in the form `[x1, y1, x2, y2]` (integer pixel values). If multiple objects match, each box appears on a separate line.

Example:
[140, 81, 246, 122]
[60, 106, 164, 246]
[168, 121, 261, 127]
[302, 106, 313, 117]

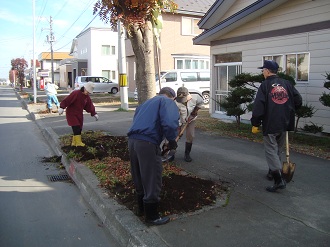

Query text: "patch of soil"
[113, 175, 226, 217]
[41, 156, 62, 163]
[60, 132, 228, 217]
[61, 135, 130, 161]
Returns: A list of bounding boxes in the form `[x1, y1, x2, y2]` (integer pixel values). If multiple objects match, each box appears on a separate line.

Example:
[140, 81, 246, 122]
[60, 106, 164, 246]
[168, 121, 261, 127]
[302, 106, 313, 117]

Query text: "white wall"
[77, 27, 118, 78]
[90, 29, 118, 77]
[76, 28, 118, 81]
[210, 29, 330, 133]
[220, 0, 330, 40]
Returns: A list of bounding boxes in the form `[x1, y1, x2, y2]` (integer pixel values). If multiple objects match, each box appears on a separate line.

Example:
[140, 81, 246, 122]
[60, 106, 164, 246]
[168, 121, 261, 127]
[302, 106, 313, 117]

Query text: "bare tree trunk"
[128, 20, 156, 104]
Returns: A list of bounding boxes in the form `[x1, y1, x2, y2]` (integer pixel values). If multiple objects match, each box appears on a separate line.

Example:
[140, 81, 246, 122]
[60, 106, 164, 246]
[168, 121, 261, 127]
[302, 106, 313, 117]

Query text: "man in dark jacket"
[127, 87, 179, 225]
[251, 60, 302, 192]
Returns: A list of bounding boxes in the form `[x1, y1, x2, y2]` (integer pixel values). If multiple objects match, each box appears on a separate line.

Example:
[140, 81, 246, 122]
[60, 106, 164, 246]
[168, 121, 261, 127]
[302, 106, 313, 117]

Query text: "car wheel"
[110, 87, 118, 94]
[202, 92, 210, 104]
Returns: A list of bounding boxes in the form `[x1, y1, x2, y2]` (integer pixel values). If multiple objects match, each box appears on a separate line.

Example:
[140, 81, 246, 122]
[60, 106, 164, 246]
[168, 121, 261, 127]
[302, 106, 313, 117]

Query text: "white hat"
[84, 82, 94, 94]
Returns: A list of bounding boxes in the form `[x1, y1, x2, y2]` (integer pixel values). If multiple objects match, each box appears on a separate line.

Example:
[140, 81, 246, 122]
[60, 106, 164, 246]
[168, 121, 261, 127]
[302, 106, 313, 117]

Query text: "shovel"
[161, 115, 197, 162]
[282, 131, 296, 183]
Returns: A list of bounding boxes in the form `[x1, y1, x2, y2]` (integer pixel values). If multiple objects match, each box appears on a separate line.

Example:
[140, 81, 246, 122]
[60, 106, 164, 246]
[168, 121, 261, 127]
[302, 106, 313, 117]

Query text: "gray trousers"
[185, 120, 196, 143]
[263, 132, 286, 171]
[128, 138, 163, 203]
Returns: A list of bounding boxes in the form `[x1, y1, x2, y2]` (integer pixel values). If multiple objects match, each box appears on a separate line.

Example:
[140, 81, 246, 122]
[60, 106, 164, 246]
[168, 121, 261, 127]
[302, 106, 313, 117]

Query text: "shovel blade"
[161, 149, 176, 162]
[282, 161, 296, 183]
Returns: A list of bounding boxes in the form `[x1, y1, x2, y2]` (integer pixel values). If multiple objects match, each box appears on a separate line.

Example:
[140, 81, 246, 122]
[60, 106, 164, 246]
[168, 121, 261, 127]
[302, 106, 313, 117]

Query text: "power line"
[55, 10, 101, 52]
[53, 0, 70, 18]
[53, 0, 95, 45]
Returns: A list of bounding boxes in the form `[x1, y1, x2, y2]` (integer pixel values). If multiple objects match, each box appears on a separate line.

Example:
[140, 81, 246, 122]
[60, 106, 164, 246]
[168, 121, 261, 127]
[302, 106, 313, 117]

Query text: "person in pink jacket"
[58, 82, 99, 146]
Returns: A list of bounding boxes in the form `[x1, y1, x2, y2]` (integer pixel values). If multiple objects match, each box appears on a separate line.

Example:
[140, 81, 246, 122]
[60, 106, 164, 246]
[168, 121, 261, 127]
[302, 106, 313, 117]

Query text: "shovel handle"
[286, 131, 290, 164]
[176, 122, 189, 141]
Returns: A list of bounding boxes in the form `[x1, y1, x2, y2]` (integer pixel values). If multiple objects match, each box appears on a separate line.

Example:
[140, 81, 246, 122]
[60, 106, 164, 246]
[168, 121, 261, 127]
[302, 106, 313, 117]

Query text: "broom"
[282, 131, 296, 183]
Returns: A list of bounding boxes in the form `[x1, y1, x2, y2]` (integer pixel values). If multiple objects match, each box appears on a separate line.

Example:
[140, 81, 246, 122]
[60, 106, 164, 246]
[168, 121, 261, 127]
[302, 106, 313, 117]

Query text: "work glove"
[58, 108, 64, 115]
[168, 140, 178, 150]
[252, 126, 261, 134]
[188, 115, 197, 123]
[94, 114, 99, 121]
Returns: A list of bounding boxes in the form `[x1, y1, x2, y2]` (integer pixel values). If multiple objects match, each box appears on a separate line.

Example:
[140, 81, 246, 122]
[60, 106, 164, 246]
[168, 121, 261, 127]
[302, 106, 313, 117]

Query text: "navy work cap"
[159, 87, 176, 98]
[258, 60, 279, 71]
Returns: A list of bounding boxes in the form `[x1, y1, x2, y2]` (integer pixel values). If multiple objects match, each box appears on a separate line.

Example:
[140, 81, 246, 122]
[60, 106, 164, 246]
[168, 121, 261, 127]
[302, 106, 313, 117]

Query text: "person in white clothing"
[175, 87, 203, 162]
[45, 81, 60, 113]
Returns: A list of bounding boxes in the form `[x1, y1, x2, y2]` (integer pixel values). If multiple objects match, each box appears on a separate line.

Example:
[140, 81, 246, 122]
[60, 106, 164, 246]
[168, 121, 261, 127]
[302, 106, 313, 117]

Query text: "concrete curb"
[16, 91, 169, 247]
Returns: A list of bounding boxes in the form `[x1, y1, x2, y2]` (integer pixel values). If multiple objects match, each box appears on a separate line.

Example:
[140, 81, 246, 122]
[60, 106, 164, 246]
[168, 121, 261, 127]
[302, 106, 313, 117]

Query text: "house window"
[177, 60, 183, 69]
[182, 17, 202, 36]
[192, 60, 198, 69]
[102, 70, 116, 81]
[185, 60, 191, 69]
[175, 58, 210, 69]
[215, 52, 242, 63]
[102, 45, 116, 56]
[262, 53, 309, 81]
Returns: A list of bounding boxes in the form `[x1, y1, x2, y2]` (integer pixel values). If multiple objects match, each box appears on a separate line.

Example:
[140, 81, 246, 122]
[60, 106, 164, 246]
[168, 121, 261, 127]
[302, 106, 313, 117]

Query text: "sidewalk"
[18, 89, 330, 247]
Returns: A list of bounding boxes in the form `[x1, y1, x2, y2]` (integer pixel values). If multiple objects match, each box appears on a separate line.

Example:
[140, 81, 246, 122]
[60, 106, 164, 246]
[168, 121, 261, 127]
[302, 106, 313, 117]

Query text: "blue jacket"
[127, 95, 179, 145]
[251, 75, 302, 135]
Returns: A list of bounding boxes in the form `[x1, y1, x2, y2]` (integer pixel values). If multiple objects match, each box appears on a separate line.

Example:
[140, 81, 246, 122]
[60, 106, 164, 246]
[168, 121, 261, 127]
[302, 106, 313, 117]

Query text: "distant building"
[38, 52, 72, 86]
[125, 0, 216, 93]
[69, 27, 118, 85]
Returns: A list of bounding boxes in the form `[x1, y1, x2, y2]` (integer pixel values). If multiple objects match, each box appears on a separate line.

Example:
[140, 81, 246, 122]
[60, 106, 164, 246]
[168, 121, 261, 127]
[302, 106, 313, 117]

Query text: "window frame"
[102, 70, 116, 81]
[262, 52, 310, 82]
[181, 17, 202, 36]
[174, 58, 210, 70]
[101, 45, 116, 56]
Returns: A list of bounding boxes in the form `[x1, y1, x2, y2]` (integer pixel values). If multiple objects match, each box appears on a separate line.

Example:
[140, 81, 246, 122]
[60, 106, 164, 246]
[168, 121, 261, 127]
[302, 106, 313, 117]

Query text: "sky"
[0, 0, 111, 79]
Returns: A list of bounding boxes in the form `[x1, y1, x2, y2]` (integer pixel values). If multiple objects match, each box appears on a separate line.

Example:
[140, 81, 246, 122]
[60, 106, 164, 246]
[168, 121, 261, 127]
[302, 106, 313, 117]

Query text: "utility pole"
[118, 21, 128, 110]
[46, 16, 55, 84]
[33, 0, 37, 103]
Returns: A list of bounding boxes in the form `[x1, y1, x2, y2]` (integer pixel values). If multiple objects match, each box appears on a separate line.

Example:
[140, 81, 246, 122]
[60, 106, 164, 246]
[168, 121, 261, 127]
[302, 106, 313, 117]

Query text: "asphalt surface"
[0, 88, 120, 247]
[18, 88, 330, 247]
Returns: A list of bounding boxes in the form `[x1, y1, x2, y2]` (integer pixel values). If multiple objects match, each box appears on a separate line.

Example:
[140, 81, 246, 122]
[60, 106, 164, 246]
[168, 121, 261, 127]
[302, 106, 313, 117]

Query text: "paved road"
[13, 86, 330, 246]
[0, 87, 120, 247]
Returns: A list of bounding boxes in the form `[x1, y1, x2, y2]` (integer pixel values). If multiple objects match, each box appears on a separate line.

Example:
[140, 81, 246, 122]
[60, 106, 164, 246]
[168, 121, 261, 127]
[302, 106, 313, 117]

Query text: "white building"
[194, 0, 330, 133]
[69, 27, 119, 83]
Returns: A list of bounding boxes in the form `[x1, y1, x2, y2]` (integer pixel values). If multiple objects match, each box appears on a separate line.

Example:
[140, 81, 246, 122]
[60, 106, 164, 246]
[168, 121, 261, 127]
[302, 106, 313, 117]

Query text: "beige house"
[194, 0, 330, 133]
[125, 0, 216, 93]
[38, 52, 72, 86]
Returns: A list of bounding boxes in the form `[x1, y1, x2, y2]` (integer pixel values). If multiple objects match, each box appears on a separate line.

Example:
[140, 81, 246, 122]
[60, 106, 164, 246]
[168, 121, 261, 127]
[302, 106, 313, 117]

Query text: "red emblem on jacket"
[270, 84, 289, 104]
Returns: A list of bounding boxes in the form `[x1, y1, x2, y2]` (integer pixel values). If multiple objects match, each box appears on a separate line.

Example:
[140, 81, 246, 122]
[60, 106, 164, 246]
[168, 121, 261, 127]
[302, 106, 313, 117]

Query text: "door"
[214, 63, 242, 112]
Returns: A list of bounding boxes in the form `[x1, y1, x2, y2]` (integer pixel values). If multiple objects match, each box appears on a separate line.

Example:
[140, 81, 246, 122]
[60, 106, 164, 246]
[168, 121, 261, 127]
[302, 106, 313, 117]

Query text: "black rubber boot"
[144, 203, 170, 225]
[135, 194, 144, 216]
[184, 142, 193, 162]
[266, 170, 286, 192]
[266, 169, 273, 181]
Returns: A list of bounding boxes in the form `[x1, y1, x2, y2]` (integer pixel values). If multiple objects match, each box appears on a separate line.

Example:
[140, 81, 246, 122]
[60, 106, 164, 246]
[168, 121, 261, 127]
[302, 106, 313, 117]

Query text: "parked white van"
[157, 69, 210, 104]
[75, 76, 119, 94]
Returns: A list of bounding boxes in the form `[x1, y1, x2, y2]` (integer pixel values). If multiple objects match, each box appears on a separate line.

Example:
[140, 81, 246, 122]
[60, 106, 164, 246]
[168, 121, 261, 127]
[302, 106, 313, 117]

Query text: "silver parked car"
[75, 76, 119, 94]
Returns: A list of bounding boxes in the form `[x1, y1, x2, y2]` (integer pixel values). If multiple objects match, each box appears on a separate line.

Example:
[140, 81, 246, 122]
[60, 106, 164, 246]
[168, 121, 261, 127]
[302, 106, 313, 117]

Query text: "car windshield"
[100, 77, 110, 83]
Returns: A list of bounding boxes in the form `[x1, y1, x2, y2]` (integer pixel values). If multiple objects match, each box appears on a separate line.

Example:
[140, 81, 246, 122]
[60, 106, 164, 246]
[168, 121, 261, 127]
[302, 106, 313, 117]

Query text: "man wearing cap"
[58, 82, 99, 146]
[127, 87, 179, 225]
[175, 87, 203, 162]
[251, 60, 302, 192]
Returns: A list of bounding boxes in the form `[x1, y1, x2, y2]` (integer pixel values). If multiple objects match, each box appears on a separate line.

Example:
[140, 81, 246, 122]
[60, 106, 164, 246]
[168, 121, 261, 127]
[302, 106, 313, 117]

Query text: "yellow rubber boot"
[74, 135, 85, 147]
[71, 136, 76, 146]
